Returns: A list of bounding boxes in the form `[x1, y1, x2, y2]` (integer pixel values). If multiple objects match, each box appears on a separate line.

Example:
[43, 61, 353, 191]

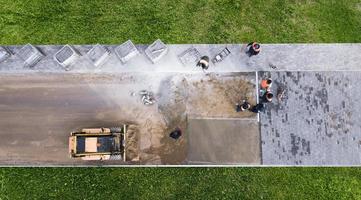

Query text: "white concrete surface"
[1, 44, 361, 73]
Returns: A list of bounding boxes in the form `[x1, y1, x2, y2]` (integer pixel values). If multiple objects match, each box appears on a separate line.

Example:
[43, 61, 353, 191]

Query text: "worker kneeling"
[236, 100, 251, 112]
[197, 56, 210, 70]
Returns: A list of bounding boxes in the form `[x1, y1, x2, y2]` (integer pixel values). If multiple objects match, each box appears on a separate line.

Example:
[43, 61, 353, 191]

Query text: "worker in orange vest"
[260, 78, 272, 90]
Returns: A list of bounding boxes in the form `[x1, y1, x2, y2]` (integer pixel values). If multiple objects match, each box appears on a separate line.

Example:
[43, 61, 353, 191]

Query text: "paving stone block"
[145, 39, 168, 63]
[16, 44, 44, 68]
[0, 46, 11, 63]
[86, 44, 111, 67]
[54, 45, 80, 70]
[115, 40, 139, 63]
[178, 47, 201, 66]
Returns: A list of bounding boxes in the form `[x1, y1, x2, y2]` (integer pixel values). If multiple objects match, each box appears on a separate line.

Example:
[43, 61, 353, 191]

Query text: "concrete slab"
[250, 44, 361, 71]
[260, 71, 361, 165]
[187, 118, 260, 164]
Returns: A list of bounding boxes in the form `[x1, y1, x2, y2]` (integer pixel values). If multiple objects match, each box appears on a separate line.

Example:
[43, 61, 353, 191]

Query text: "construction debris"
[277, 86, 286, 101]
[139, 90, 155, 105]
[269, 63, 277, 69]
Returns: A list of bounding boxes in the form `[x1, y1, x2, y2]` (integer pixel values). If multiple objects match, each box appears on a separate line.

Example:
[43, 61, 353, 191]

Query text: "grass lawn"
[1, 168, 361, 200]
[1, 0, 361, 199]
[0, 0, 361, 44]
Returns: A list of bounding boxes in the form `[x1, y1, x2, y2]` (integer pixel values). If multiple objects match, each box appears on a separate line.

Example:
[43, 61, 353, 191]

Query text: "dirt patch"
[125, 124, 140, 162]
[186, 73, 257, 118]
[141, 117, 187, 165]
[141, 75, 188, 164]
[138, 73, 257, 164]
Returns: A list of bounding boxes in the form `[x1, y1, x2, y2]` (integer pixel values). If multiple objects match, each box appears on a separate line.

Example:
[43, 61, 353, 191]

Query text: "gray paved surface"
[188, 118, 260, 164]
[260, 71, 361, 165]
[1, 44, 361, 73]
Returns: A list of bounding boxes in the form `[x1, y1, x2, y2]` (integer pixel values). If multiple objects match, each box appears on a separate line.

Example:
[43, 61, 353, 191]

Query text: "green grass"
[0, 0, 360, 44]
[1, 168, 361, 200]
[1, 0, 361, 199]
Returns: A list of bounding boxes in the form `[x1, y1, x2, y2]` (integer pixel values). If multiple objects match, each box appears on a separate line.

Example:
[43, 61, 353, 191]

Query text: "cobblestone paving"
[260, 71, 361, 165]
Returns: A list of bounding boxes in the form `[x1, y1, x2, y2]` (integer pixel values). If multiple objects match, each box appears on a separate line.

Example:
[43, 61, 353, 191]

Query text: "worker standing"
[246, 42, 261, 57]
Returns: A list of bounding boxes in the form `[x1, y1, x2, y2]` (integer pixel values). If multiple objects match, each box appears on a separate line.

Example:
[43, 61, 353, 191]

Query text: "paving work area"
[0, 72, 257, 165]
[260, 71, 361, 165]
[1, 43, 361, 166]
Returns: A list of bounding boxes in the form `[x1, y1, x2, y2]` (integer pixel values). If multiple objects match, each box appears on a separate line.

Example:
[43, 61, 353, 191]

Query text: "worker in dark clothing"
[246, 42, 261, 57]
[197, 56, 210, 70]
[236, 100, 251, 112]
[169, 128, 182, 140]
[262, 91, 273, 103]
[251, 103, 265, 113]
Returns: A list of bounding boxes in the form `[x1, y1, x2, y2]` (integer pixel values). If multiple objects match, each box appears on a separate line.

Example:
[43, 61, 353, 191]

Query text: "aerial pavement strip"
[0, 43, 361, 166]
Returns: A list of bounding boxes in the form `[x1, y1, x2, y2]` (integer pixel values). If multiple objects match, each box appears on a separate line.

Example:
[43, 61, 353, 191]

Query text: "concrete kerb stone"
[115, 40, 140, 63]
[178, 47, 201, 66]
[144, 39, 168, 63]
[0, 46, 11, 63]
[86, 44, 111, 68]
[16, 44, 45, 68]
[54, 44, 81, 71]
